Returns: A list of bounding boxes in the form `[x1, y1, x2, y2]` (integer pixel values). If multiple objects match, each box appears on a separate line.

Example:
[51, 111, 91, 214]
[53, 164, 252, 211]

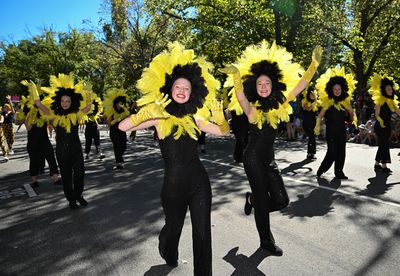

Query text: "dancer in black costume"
[314, 67, 357, 179]
[301, 85, 320, 160]
[119, 42, 229, 276]
[18, 82, 61, 187]
[84, 95, 105, 160]
[28, 74, 92, 209]
[368, 73, 400, 173]
[221, 41, 323, 256]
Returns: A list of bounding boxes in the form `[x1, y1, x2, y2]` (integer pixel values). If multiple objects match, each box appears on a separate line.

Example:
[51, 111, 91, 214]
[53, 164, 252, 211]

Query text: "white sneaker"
[8, 149, 14, 155]
[4, 156, 9, 162]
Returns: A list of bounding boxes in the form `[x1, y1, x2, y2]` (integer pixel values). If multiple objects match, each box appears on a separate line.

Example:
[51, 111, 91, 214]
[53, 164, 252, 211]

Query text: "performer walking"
[301, 85, 320, 160]
[368, 73, 400, 173]
[84, 94, 105, 160]
[103, 88, 130, 170]
[29, 74, 92, 209]
[314, 67, 357, 179]
[119, 42, 229, 275]
[19, 82, 61, 187]
[221, 41, 323, 255]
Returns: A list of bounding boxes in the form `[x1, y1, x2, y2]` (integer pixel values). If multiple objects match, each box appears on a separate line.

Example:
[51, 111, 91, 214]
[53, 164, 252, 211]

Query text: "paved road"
[1, 126, 400, 275]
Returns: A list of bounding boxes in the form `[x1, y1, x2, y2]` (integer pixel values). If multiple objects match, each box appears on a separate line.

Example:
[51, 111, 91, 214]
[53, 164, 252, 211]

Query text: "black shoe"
[31, 181, 39, 188]
[335, 173, 348, 180]
[98, 153, 105, 159]
[113, 164, 124, 170]
[260, 241, 283, 256]
[374, 164, 382, 171]
[316, 169, 323, 177]
[77, 197, 88, 206]
[53, 179, 62, 186]
[69, 201, 79, 210]
[244, 192, 253, 215]
[382, 167, 392, 174]
[159, 248, 178, 267]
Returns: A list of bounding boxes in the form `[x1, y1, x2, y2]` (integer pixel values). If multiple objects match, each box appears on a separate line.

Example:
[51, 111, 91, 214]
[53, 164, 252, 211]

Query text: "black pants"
[27, 136, 58, 177]
[110, 126, 126, 163]
[318, 128, 346, 176]
[56, 142, 84, 202]
[304, 127, 316, 155]
[375, 125, 391, 163]
[85, 124, 100, 154]
[159, 177, 212, 276]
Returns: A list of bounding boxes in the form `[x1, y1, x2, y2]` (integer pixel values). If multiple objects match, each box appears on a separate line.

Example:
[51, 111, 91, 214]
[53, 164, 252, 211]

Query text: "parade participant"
[119, 42, 229, 275]
[301, 85, 320, 160]
[221, 41, 322, 256]
[314, 67, 357, 179]
[230, 110, 249, 163]
[18, 82, 61, 187]
[2, 96, 16, 154]
[368, 73, 400, 173]
[0, 107, 8, 162]
[103, 88, 130, 170]
[29, 74, 92, 209]
[84, 94, 105, 160]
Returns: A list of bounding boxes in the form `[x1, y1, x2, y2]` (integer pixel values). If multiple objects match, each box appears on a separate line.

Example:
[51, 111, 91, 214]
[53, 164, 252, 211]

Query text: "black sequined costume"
[317, 107, 347, 177]
[302, 109, 317, 155]
[27, 124, 59, 177]
[55, 125, 85, 203]
[158, 133, 212, 276]
[243, 122, 288, 245]
[374, 103, 392, 163]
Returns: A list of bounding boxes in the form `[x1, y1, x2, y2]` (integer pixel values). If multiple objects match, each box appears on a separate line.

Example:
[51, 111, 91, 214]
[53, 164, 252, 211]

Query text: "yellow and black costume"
[103, 88, 130, 169]
[33, 74, 91, 208]
[315, 67, 356, 178]
[132, 42, 221, 275]
[369, 73, 399, 172]
[300, 85, 320, 159]
[223, 40, 321, 255]
[84, 94, 104, 159]
[19, 81, 59, 185]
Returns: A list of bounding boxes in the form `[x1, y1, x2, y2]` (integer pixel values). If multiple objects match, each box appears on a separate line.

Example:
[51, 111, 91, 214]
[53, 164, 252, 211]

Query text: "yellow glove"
[377, 116, 385, 128]
[21, 80, 40, 101]
[130, 93, 171, 126]
[219, 65, 243, 93]
[210, 99, 230, 134]
[314, 117, 321, 135]
[302, 46, 323, 82]
[85, 91, 92, 105]
[352, 115, 358, 127]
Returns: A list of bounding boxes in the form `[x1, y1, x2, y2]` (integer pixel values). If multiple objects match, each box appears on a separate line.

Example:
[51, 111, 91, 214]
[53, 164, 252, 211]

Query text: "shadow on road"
[144, 264, 174, 276]
[223, 246, 270, 276]
[281, 178, 344, 218]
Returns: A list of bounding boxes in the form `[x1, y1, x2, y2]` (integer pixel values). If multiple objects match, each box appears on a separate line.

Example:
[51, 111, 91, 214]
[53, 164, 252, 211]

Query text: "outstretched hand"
[312, 46, 323, 65]
[218, 64, 240, 75]
[155, 93, 172, 108]
[210, 100, 225, 125]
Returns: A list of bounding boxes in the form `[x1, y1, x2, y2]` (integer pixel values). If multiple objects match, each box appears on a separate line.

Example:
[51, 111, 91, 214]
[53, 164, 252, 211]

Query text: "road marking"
[200, 158, 400, 209]
[23, 184, 37, 197]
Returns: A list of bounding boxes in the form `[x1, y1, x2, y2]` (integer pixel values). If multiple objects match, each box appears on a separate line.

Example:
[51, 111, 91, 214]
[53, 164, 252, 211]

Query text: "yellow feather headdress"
[225, 40, 303, 129]
[136, 41, 220, 140]
[301, 85, 320, 112]
[40, 73, 90, 132]
[316, 67, 356, 111]
[102, 88, 130, 125]
[368, 73, 399, 111]
[87, 94, 103, 122]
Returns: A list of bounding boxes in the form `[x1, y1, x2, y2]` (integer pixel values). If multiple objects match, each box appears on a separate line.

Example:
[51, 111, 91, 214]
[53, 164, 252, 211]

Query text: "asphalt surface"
[1, 125, 400, 276]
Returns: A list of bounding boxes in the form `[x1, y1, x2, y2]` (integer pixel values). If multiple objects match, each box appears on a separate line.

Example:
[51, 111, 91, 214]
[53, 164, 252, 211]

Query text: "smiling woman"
[0, 0, 102, 42]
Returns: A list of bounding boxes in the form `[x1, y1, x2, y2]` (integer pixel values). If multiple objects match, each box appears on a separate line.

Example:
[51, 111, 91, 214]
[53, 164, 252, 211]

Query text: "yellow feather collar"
[103, 88, 130, 125]
[158, 115, 200, 140]
[316, 67, 356, 111]
[136, 42, 220, 121]
[226, 40, 303, 116]
[250, 102, 293, 129]
[368, 73, 399, 111]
